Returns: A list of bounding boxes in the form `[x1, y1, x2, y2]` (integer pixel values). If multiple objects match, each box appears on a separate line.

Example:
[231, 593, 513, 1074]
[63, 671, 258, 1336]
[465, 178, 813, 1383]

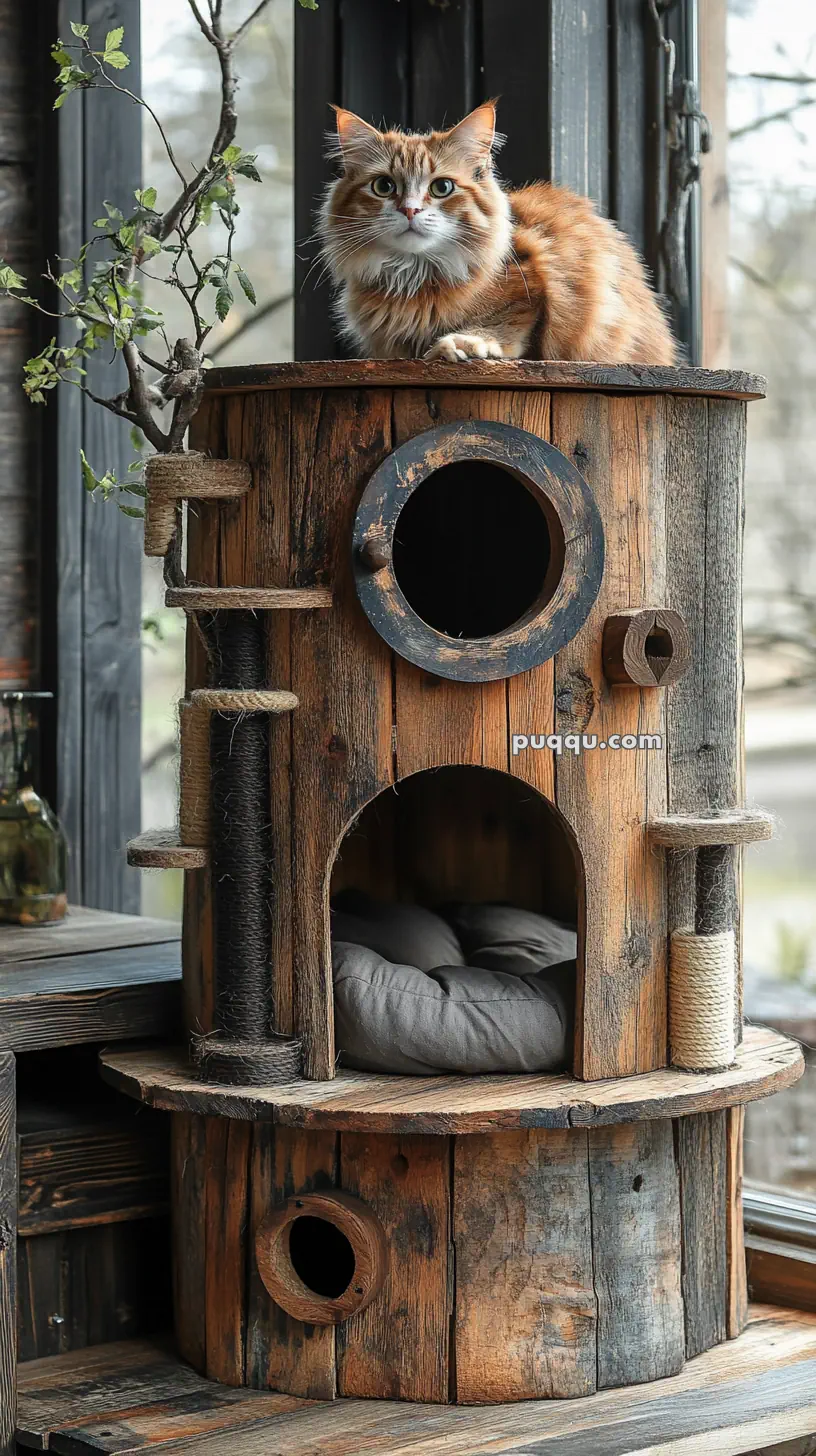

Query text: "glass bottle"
[0, 692, 67, 925]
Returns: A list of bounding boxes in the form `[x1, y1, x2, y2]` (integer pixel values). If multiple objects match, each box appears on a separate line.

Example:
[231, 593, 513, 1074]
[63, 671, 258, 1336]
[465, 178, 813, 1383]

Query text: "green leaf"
[104, 49, 129, 68]
[105, 26, 124, 50]
[70, 21, 89, 37]
[104, 201, 124, 220]
[118, 503, 144, 519]
[51, 46, 72, 65]
[118, 223, 136, 251]
[140, 186, 157, 209]
[215, 282, 233, 322]
[139, 235, 162, 259]
[298, 0, 319, 8]
[234, 159, 262, 182]
[79, 448, 98, 495]
[129, 426, 144, 453]
[122, 480, 148, 498]
[53, 92, 67, 109]
[222, 145, 242, 165]
[0, 264, 27, 290]
[235, 267, 257, 306]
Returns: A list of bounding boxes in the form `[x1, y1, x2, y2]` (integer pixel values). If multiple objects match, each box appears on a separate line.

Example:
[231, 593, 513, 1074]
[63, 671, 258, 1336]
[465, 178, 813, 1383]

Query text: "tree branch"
[730, 95, 816, 140]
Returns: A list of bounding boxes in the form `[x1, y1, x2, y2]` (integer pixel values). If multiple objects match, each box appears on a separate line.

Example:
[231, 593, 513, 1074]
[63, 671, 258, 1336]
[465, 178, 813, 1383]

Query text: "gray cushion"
[333, 941, 574, 1075]
[443, 903, 577, 977]
[330, 897, 464, 973]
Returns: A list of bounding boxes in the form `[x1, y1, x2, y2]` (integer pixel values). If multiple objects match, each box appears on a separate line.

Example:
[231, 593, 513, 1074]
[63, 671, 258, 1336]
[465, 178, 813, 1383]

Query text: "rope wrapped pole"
[670, 842, 737, 1073]
[193, 608, 302, 1086]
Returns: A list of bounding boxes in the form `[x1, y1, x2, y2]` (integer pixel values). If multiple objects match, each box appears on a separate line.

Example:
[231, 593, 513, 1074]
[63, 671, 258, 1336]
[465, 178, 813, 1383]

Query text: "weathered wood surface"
[0, 1053, 15, 1456]
[0, 907, 179, 964]
[171, 1114, 207, 1373]
[203, 1118, 251, 1385]
[551, 393, 668, 1079]
[100, 1025, 803, 1133]
[589, 1120, 684, 1387]
[287, 389, 395, 1077]
[453, 1129, 596, 1402]
[16, 1217, 171, 1365]
[665, 399, 747, 1041]
[678, 1112, 729, 1358]
[0, 942, 181, 1053]
[602, 607, 691, 687]
[166, 587, 333, 611]
[126, 832, 208, 870]
[337, 1134, 450, 1402]
[727, 1105, 749, 1339]
[17, 1110, 169, 1236]
[647, 812, 773, 848]
[204, 360, 766, 401]
[15, 1308, 816, 1455]
[246, 1125, 337, 1399]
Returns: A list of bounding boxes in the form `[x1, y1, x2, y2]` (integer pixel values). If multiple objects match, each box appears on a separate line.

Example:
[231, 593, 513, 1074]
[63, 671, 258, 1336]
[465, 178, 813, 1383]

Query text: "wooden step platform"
[100, 1024, 803, 1133]
[16, 1305, 816, 1454]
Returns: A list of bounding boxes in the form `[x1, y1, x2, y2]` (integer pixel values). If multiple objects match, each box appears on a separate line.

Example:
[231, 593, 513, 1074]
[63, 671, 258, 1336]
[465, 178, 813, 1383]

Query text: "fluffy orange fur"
[318, 101, 676, 365]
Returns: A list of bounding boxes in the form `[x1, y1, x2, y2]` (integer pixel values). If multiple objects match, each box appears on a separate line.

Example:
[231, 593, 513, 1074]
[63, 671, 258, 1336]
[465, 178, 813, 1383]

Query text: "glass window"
[139, 1, 294, 918]
[728, 0, 816, 1200]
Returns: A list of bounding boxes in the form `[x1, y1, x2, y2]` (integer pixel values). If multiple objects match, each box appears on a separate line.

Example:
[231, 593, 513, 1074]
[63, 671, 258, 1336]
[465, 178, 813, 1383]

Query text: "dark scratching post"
[695, 844, 735, 938]
[195, 609, 301, 1085]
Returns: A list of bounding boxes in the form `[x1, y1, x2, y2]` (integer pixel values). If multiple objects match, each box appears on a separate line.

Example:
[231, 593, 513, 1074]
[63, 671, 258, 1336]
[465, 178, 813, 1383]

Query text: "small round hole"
[392, 462, 553, 639]
[288, 1215, 356, 1299]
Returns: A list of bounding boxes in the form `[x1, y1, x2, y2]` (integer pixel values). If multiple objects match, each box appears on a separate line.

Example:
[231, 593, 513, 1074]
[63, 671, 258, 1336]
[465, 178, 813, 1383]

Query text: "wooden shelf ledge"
[100, 1025, 803, 1134]
[166, 586, 333, 611]
[127, 830, 209, 870]
[16, 1306, 816, 1454]
[647, 810, 774, 847]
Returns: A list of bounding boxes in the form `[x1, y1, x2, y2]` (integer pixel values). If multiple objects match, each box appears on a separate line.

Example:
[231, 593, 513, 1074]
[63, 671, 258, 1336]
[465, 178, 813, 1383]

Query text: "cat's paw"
[424, 333, 504, 363]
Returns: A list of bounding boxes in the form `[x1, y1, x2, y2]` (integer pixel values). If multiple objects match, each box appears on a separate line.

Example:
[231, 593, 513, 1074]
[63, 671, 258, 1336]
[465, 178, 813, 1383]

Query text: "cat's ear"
[445, 101, 502, 161]
[329, 106, 382, 166]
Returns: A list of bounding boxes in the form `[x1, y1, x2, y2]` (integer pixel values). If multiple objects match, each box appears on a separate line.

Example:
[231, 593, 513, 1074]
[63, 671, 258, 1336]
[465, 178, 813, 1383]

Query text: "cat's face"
[319, 102, 511, 291]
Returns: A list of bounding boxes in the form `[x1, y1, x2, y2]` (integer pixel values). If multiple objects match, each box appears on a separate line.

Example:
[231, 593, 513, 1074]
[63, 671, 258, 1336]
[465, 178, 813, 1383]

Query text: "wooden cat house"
[103, 359, 803, 1405]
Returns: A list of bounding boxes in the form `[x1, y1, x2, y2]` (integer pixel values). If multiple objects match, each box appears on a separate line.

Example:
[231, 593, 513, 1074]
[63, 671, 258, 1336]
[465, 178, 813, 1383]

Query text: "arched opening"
[391, 462, 556, 639]
[329, 766, 583, 1076]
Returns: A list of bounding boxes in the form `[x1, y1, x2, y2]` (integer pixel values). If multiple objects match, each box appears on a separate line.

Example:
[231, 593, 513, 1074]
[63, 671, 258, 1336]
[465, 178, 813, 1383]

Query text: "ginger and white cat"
[318, 101, 676, 365]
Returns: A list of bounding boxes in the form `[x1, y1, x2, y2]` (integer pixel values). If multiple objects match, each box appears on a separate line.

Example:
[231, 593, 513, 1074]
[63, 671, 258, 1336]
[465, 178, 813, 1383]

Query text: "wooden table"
[0, 907, 181, 1456]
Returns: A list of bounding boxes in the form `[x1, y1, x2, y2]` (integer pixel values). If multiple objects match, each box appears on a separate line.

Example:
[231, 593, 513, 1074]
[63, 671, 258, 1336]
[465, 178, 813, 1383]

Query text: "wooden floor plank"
[16, 1307, 816, 1455]
[0, 909, 179, 965]
[100, 1026, 803, 1133]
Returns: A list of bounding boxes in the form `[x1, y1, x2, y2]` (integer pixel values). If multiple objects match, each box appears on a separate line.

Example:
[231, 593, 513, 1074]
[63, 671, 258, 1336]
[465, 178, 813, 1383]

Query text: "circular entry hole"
[391, 462, 556, 639]
[288, 1215, 356, 1299]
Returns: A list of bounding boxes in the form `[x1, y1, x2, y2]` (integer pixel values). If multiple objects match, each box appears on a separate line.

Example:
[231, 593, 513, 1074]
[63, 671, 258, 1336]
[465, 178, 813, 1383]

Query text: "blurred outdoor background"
[138, 0, 816, 1196]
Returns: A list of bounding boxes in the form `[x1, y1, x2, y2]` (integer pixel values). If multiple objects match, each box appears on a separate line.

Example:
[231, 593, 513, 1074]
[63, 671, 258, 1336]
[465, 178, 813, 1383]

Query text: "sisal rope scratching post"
[144, 455, 252, 556]
[178, 700, 211, 846]
[669, 842, 737, 1072]
[193, 608, 301, 1086]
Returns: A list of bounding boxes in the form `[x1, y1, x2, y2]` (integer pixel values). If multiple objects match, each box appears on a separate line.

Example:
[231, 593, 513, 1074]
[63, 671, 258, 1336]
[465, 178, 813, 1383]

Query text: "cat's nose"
[397, 205, 423, 220]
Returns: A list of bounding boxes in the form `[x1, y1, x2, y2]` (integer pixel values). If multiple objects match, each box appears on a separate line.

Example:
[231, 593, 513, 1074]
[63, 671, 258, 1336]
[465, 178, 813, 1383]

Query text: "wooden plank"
[246, 1127, 337, 1400]
[78, 0, 142, 913]
[726, 1105, 748, 1338]
[454, 1129, 596, 1402]
[20, 1309, 816, 1455]
[409, 0, 476, 128]
[289, 389, 395, 1077]
[337, 1133, 450, 1402]
[100, 1024, 804, 1133]
[0, 1053, 15, 1456]
[0, 944, 181, 1053]
[16, 1219, 171, 1368]
[171, 1114, 207, 1372]
[481, 0, 549, 189]
[203, 1118, 251, 1385]
[48, 1390, 312, 1455]
[747, 1240, 816, 1317]
[0, 909, 179, 965]
[551, 393, 668, 1079]
[549, 0, 609, 207]
[699, 0, 730, 369]
[665, 399, 746, 1040]
[678, 1111, 728, 1358]
[203, 360, 767, 402]
[17, 1114, 169, 1237]
[341, 0, 409, 130]
[589, 1119, 684, 1389]
[126, 833, 208, 870]
[293, 0, 339, 360]
[610, 0, 649, 257]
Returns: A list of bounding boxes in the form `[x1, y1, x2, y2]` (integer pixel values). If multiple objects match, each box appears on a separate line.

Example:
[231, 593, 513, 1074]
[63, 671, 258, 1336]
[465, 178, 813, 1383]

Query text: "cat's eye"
[429, 177, 455, 198]
[371, 175, 396, 197]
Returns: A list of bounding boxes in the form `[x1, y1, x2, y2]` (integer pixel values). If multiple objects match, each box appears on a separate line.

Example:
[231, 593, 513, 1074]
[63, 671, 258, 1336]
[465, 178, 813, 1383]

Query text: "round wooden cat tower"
[103, 359, 803, 1405]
